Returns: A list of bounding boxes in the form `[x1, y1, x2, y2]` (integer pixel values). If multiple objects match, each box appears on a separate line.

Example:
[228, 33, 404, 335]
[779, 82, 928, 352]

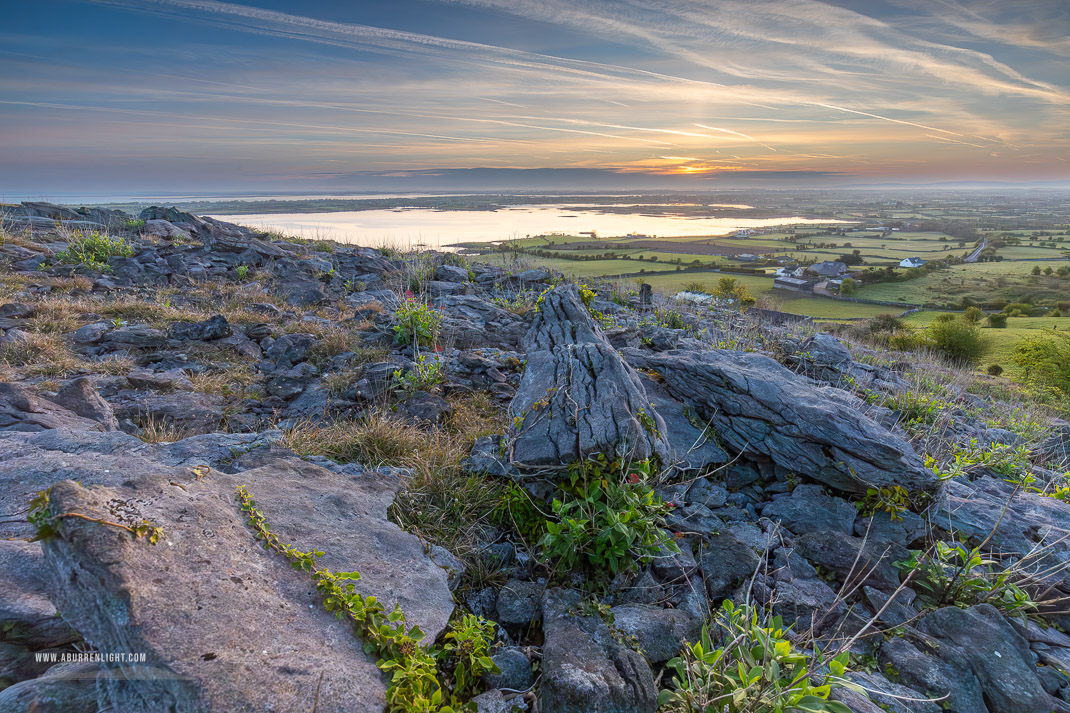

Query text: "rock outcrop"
[0, 429, 454, 712]
[507, 285, 670, 469]
[622, 348, 938, 494]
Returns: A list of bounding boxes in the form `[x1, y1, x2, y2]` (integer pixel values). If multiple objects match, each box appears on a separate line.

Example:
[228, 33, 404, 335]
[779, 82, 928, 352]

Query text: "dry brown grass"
[0, 332, 70, 367]
[135, 414, 198, 443]
[45, 275, 94, 293]
[281, 392, 507, 564]
[188, 364, 263, 398]
[322, 368, 359, 397]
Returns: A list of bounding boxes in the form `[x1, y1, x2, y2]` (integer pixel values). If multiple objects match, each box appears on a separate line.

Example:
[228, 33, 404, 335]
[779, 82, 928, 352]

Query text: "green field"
[467, 215, 1070, 322]
[901, 312, 1070, 380]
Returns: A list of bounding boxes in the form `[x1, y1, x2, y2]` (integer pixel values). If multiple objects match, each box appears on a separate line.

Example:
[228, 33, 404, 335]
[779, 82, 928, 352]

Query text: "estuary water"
[209, 204, 841, 250]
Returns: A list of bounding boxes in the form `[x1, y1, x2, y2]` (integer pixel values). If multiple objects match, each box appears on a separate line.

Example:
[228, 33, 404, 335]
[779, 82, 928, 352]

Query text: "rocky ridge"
[1, 201, 1069, 712]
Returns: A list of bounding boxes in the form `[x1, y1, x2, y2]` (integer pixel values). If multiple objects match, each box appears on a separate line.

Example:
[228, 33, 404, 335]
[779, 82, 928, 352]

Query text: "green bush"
[895, 542, 1037, 620]
[539, 459, 679, 576]
[963, 306, 983, 323]
[658, 600, 858, 713]
[925, 317, 987, 364]
[987, 364, 1004, 376]
[1003, 302, 1038, 317]
[394, 297, 441, 348]
[56, 232, 135, 269]
[392, 355, 445, 395]
[1013, 333, 1070, 395]
[986, 313, 1008, 328]
[865, 313, 904, 334]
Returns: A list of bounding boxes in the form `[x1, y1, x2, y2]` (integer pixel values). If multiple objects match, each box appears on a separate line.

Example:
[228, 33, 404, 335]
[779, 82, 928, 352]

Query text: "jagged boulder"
[933, 476, 1070, 621]
[918, 605, 1052, 713]
[0, 541, 81, 650]
[168, 315, 232, 341]
[506, 285, 669, 470]
[49, 377, 119, 431]
[6, 430, 454, 713]
[0, 384, 106, 433]
[620, 349, 937, 494]
[540, 588, 656, 713]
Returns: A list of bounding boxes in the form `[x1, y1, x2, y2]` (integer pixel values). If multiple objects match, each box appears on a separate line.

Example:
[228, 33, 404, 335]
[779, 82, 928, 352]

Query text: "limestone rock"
[0, 384, 106, 433]
[49, 378, 119, 430]
[621, 348, 937, 494]
[35, 442, 453, 713]
[507, 285, 668, 470]
[540, 588, 656, 713]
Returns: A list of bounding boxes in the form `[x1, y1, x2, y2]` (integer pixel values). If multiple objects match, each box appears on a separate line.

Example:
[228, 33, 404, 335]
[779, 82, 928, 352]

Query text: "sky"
[2, 0, 1069, 197]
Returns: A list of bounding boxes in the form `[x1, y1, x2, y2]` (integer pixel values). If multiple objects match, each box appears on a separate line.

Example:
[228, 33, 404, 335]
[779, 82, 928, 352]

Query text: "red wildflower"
[405, 290, 414, 298]
[665, 501, 675, 509]
[626, 472, 641, 484]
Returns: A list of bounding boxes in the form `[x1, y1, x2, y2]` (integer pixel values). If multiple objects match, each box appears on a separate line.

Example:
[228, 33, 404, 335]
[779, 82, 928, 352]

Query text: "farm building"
[773, 276, 814, 293]
[806, 261, 848, 278]
[900, 257, 926, 268]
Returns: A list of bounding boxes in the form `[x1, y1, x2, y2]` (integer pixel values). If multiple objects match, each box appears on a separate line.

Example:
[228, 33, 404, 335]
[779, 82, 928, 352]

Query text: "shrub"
[987, 364, 1004, 376]
[963, 306, 983, 323]
[714, 277, 755, 307]
[392, 354, 445, 395]
[925, 317, 987, 364]
[895, 542, 1037, 620]
[838, 277, 857, 295]
[394, 296, 441, 348]
[987, 313, 1008, 328]
[1013, 333, 1070, 394]
[539, 458, 679, 576]
[1003, 302, 1038, 317]
[56, 232, 135, 269]
[682, 280, 708, 294]
[865, 313, 903, 334]
[658, 600, 858, 713]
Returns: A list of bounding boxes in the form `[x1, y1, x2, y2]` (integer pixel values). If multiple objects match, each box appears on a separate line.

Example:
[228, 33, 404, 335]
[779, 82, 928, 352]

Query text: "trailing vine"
[236, 486, 498, 712]
[27, 489, 164, 544]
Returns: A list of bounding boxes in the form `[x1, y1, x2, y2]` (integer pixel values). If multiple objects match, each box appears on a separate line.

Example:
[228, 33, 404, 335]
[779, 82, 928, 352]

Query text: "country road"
[964, 238, 987, 262]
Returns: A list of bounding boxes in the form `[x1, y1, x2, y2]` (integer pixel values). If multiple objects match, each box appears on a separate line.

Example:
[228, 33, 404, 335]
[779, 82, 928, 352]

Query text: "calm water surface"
[211, 204, 842, 249]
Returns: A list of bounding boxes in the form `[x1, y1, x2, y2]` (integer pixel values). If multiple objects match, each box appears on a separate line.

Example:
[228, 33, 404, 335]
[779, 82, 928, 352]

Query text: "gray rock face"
[761, 484, 857, 536]
[0, 661, 100, 713]
[484, 647, 533, 691]
[793, 530, 904, 593]
[877, 635, 984, 713]
[540, 588, 656, 713]
[49, 378, 119, 431]
[918, 605, 1051, 713]
[398, 391, 452, 425]
[101, 325, 166, 349]
[640, 375, 728, 471]
[0, 384, 106, 433]
[507, 285, 668, 469]
[265, 332, 316, 368]
[434, 264, 469, 282]
[608, 604, 699, 664]
[621, 348, 937, 494]
[115, 391, 224, 433]
[0, 541, 81, 650]
[698, 530, 764, 602]
[27, 434, 453, 713]
[168, 315, 232, 341]
[495, 579, 545, 628]
[932, 476, 1070, 616]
